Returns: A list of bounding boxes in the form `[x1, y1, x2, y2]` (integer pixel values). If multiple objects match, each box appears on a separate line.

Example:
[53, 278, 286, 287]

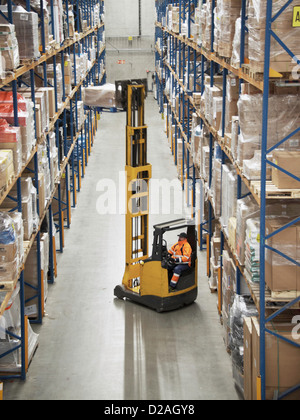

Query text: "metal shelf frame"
[0, 0, 106, 381]
[155, 0, 300, 401]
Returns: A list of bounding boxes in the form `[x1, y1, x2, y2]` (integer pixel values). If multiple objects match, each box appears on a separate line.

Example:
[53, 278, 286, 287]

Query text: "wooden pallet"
[251, 180, 300, 199]
[0, 279, 16, 292]
[241, 64, 264, 82]
[270, 289, 300, 302]
[244, 272, 300, 310]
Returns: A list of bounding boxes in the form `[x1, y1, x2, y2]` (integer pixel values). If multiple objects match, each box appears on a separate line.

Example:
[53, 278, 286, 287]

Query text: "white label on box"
[20, 14, 29, 21]
[25, 304, 37, 317]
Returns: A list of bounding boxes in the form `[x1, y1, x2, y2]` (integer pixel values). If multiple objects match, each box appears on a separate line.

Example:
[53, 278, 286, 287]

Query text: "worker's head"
[178, 232, 188, 241]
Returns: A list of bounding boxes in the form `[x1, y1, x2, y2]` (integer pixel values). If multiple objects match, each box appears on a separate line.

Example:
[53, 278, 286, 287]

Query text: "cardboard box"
[272, 151, 300, 190]
[265, 218, 300, 293]
[252, 318, 300, 400]
[0, 242, 17, 264]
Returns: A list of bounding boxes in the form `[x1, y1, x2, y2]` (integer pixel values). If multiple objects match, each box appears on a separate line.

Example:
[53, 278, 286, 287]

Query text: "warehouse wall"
[105, 0, 155, 37]
[105, 0, 155, 83]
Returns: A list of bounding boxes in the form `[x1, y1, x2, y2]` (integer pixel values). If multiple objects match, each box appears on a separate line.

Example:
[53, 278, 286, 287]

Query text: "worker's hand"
[174, 258, 180, 263]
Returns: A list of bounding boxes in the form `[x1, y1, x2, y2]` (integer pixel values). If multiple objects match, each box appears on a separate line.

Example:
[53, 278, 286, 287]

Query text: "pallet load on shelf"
[0, 24, 20, 73]
[210, 229, 221, 291]
[0, 118, 22, 176]
[18, 88, 50, 139]
[202, 0, 213, 51]
[0, 92, 36, 165]
[230, 295, 258, 397]
[271, 150, 300, 190]
[0, 212, 20, 288]
[0, 283, 39, 373]
[266, 217, 300, 295]
[0, 5, 40, 61]
[3, 177, 39, 240]
[244, 317, 300, 400]
[24, 232, 49, 319]
[214, 0, 242, 59]
[210, 148, 222, 218]
[50, 0, 64, 46]
[220, 164, 239, 236]
[231, 16, 248, 69]
[203, 75, 223, 132]
[225, 73, 239, 136]
[83, 83, 116, 108]
[244, 218, 260, 284]
[248, 0, 300, 73]
[222, 249, 236, 351]
[236, 92, 300, 179]
[236, 195, 260, 267]
[0, 150, 14, 192]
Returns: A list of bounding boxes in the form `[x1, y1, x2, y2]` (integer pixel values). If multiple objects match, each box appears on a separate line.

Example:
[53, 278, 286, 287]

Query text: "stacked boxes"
[237, 93, 300, 171]
[244, 218, 260, 284]
[0, 93, 36, 164]
[230, 295, 258, 395]
[244, 317, 300, 400]
[214, 0, 242, 58]
[248, 0, 300, 73]
[0, 118, 22, 176]
[0, 150, 14, 191]
[0, 5, 40, 61]
[0, 212, 19, 285]
[24, 232, 49, 319]
[0, 24, 20, 72]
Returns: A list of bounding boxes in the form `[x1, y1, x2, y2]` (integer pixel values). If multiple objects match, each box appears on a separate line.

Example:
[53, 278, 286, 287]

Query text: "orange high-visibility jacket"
[168, 240, 192, 266]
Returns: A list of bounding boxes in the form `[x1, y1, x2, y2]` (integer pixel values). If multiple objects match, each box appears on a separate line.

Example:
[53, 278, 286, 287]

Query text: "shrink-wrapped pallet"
[248, 0, 300, 73]
[0, 5, 40, 61]
[83, 84, 116, 108]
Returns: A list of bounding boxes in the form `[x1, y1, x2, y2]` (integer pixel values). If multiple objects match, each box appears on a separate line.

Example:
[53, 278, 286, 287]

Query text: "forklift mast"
[123, 84, 152, 290]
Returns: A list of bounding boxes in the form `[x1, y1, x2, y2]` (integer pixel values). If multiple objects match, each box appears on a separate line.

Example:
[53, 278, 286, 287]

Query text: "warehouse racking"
[0, 0, 106, 381]
[155, 0, 300, 400]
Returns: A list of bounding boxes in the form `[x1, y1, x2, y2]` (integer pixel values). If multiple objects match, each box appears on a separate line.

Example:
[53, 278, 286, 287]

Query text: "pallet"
[270, 289, 300, 302]
[241, 64, 264, 82]
[244, 271, 300, 310]
[0, 279, 16, 292]
[251, 180, 300, 199]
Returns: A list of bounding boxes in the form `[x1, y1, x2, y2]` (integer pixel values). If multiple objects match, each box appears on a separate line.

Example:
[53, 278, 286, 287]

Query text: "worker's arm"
[168, 243, 177, 257]
[180, 244, 192, 264]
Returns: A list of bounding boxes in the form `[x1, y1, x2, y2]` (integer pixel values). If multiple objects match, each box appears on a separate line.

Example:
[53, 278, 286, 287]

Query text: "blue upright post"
[260, 0, 273, 402]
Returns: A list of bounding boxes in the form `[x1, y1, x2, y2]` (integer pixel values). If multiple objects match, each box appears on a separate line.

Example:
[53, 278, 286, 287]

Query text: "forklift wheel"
[114, 285, 125, 300]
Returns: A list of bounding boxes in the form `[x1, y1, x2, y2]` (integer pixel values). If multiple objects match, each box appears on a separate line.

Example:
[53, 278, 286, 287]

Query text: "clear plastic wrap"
[237, 94, 300, 168]
[236, 195, 260, 266]
[211, 157, 222, 217]
[0, 99, 36, 164]
[9, 211, 24, 269]
[245, 217, 260, 284]
[248, 0, 300, 71]
[0, 5, 40, 61]
[0, 212, 18, 283]
[0, 119, 22, 175]
[0, 24, 20, 71]
[82, 84, 116, 108]
[230, 295, 258, 394]
[215, 0, 242, 58]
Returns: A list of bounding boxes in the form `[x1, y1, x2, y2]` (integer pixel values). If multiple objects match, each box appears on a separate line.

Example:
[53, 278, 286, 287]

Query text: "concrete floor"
[4, 95, 239, 400]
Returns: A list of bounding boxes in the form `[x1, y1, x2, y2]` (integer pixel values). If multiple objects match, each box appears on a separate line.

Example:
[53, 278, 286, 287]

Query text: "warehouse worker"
[168, 232, 192, 290]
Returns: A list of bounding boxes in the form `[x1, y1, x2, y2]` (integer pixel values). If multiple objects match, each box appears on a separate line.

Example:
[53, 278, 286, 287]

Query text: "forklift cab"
[115, 219, 198, 312]
[151, 219, 198, 292]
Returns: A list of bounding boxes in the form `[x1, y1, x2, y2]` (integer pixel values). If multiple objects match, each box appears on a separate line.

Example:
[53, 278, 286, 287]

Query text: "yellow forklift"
[114, 83, 198, 312]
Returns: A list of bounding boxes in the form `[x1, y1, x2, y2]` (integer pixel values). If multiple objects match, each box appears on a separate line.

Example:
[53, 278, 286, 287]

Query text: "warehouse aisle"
[4, 95, 239, 401]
